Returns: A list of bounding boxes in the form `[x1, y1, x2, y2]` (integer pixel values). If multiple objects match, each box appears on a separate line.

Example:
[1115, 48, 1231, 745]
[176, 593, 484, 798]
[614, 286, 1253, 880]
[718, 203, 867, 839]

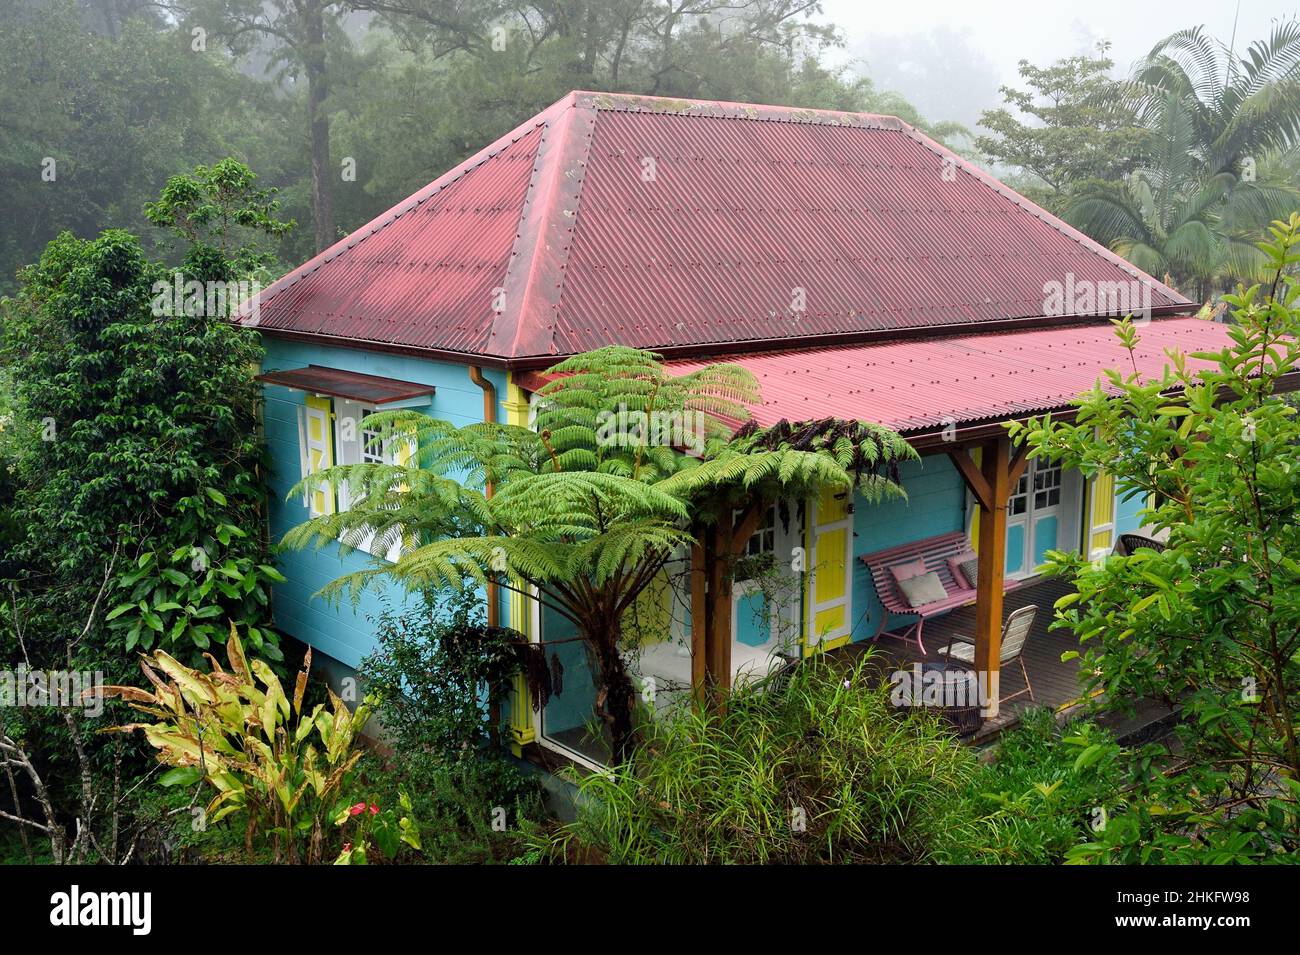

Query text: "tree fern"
[282, 346, 911, 763]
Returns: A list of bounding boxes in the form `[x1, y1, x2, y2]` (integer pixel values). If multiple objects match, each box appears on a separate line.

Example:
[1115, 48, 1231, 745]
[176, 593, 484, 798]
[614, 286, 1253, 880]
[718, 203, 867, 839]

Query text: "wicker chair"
[1115, 533, 1168, 557]
[937, 604, 1038, 705]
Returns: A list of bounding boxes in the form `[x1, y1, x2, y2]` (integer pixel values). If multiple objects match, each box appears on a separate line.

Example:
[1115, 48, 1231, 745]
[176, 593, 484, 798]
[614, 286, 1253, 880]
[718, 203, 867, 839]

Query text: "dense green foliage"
[357, 590, 546, 863]
[359, 590, 518, 758]
[549, 657, 975, 864]
[981, 26, 1300, 296]
[0, 158, 289, 864]
[1011, 215, 1300, 861]
[936, 709, 1126, 865]
[0, 229, 281, 665]
[977, 47, 1153, 204]
[1, 0, 955, 288]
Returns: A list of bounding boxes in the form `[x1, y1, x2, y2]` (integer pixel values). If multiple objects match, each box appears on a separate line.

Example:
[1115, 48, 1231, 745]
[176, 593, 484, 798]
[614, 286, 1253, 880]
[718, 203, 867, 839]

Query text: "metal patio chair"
[937, 604, 1038, 705]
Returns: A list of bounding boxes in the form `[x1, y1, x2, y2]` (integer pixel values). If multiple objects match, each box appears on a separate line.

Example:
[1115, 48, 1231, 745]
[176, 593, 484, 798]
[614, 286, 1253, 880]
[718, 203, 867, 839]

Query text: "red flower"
[369, 803, 380, 815]
[342, 842, 352, 853]
[349, 802, 366, 817]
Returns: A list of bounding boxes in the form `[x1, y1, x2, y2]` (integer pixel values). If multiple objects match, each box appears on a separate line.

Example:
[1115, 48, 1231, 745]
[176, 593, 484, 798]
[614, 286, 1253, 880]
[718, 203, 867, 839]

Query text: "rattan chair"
[1115, 533, 1167, 557]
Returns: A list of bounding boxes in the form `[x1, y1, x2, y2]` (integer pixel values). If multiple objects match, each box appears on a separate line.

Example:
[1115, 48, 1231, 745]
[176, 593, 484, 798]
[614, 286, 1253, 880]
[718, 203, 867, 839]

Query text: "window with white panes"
[1009, 470, 1029, 517]
[1033, 459, 1062, 509]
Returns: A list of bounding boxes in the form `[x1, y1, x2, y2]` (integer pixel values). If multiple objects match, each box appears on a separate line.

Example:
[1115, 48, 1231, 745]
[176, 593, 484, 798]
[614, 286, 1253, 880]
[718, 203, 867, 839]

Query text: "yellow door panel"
[814, 527, 847, 603]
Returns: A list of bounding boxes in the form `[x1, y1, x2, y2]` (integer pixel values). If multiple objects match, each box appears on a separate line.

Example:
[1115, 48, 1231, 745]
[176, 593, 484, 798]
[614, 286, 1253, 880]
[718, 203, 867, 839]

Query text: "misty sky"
[819, 0, 1300, 129]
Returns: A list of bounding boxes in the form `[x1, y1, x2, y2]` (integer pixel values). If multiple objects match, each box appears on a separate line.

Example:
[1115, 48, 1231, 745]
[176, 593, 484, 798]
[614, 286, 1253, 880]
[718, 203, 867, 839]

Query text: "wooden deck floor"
[834, 575, 1092, 742]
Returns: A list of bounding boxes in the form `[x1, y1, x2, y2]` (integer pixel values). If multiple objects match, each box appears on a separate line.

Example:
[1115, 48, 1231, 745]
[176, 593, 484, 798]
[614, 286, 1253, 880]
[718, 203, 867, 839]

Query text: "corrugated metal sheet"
[256, 119, 550, 354]
[669, 318, 1233, 434]
[256, 91, 1191, 362]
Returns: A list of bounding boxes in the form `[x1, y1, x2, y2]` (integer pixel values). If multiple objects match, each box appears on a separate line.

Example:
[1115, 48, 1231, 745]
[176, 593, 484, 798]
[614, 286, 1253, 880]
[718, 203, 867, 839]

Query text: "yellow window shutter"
[805, 486, 852, 655]
[303, 395, 335, 516]
[967, 446, 982, 552]
[1086, 471, 1115, 560]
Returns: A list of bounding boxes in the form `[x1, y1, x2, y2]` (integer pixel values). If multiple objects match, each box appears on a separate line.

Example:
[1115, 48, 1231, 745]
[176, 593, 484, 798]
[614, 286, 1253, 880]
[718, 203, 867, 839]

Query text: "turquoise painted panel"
[852, 455, 967, 642]
[1115, 486, 1148, 536]
[1032, 515, 1058, 567]
[735, 588, 769, 647]
[538, 603, 595, 736]
[1005, 524, 1026, 575]
[261, 339, 506, 668]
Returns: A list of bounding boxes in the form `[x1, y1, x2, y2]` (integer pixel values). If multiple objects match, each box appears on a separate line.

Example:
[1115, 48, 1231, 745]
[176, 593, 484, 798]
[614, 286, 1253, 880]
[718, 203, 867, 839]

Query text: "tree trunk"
[303, 1, 334, 253]
[587, 617, 637, 764]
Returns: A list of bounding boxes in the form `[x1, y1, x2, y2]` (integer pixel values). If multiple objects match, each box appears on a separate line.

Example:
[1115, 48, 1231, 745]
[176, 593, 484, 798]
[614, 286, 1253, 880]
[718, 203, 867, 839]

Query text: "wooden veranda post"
[948, 435, 1029, 720]
[973, 437, 1009, 716]
[691, 503, 769, 708]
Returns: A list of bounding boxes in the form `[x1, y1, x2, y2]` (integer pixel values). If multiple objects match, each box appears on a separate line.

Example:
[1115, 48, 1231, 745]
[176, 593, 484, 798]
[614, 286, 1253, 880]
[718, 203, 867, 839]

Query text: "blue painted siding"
[261, 338, 505, 668]
[735, 588, 769, 647]
[1114, 486, 1148, 537]
[850, 455, 966, 642]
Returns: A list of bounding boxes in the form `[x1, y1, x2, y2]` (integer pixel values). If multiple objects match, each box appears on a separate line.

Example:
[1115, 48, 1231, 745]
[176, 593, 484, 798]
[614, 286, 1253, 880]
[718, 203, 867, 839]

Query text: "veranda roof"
[665, 317, 1243, 447]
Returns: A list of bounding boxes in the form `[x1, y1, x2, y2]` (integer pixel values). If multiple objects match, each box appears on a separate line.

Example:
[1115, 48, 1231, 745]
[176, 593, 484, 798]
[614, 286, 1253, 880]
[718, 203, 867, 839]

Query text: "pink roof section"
[254, 91, 1192, 365]
[666, 316, 1234, 439]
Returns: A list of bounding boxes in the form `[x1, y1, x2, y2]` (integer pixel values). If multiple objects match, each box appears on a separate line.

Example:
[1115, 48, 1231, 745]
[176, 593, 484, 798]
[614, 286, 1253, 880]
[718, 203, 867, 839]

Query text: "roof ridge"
[569, 90, 909, 129]
[253, 94, 572, 313]
[488, 96, 595, 359]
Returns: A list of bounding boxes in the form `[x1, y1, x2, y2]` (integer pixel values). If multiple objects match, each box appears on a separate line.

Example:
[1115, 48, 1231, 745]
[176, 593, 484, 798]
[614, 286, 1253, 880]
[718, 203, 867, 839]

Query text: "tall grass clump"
[550, 657, 976, 864]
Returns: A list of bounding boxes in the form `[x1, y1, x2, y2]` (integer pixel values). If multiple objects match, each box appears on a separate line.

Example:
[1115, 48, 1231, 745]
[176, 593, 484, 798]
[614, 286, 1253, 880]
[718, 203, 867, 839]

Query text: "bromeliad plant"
[103, 625, 370, 864]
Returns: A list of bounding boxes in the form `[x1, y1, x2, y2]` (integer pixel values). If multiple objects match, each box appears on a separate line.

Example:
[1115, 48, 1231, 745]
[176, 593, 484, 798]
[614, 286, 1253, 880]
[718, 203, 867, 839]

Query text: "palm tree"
[1066, 93, 1223, 294]
[1131, 22, 1300, 177]
[1066, 70, 1300, 293]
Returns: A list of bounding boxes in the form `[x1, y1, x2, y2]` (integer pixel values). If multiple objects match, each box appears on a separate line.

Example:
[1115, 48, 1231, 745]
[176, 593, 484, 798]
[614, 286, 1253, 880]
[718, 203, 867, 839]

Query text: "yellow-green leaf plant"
[103, 624, 370, 863]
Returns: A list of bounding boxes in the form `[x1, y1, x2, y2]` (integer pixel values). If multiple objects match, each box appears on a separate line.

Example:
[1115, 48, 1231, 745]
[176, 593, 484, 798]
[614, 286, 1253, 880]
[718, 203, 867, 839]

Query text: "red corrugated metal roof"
[668, 317, 1233, 437]
[255, 91, 1192, 364]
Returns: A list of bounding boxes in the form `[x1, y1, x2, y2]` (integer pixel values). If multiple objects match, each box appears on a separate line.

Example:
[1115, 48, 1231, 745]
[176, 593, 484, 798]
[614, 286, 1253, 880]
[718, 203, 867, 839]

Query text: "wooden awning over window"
[256, 365, 435, 405]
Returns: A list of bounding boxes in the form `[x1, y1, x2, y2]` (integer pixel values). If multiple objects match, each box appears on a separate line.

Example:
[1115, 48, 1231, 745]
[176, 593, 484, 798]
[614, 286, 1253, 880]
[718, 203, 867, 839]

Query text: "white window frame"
[333, 398, 411, 563]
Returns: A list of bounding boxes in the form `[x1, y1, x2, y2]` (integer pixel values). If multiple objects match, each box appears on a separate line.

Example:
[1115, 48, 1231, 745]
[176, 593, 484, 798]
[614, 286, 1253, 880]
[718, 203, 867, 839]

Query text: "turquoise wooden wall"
[1114, 485, 1148, 537]
[260, 338, 505, 668]
[850, 454, 966, 641]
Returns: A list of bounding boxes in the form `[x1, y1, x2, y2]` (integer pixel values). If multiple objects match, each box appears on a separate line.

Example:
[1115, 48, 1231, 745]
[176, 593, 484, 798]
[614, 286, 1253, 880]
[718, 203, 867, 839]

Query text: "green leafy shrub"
[0, 228, 280, 666]
[105, 492, 286, 661]
[548, 657, 975, 864]
[358, 590, 517, 759]
[1011, 215, 1300, 860]
[357, 591, 547, 863]
[355, 752, 544, 865]
[935, 709, 1126, 864]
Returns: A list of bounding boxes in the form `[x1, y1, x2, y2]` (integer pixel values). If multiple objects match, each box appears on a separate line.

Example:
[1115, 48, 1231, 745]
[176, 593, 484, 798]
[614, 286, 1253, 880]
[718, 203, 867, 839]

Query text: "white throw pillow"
[897, 570, 948, 608]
